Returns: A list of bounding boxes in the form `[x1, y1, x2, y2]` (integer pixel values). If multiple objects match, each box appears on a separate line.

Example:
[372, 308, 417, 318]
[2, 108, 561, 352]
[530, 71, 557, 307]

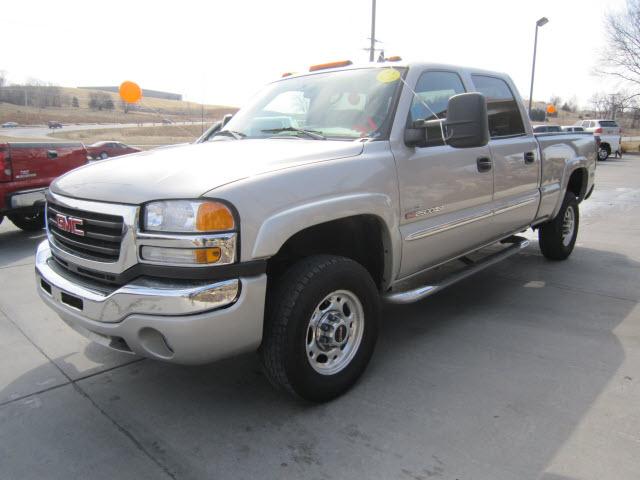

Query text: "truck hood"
[51, 139, 364, 204]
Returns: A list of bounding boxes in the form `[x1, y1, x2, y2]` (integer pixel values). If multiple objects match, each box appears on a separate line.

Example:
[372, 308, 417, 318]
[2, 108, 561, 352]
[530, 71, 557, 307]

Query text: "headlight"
[139, 199, 237, 266]
[143, 200, 235, 233]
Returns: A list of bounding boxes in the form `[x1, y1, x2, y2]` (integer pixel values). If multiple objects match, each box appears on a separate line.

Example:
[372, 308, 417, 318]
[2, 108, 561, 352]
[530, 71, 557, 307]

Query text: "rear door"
[470, 75, 540, 236]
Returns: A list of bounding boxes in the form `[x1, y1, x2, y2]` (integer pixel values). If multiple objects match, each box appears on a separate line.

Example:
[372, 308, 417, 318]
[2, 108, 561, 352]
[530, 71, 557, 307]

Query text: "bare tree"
[590, 90, 639, 118]
[601, 1, 640, 87]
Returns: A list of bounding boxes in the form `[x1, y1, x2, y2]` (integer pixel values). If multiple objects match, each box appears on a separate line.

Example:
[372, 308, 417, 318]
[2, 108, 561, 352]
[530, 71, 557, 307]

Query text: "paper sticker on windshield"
[377, 69, 401, 83]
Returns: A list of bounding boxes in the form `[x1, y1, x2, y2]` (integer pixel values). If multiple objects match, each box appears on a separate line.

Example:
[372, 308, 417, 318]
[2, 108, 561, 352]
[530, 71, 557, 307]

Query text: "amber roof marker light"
[309, 60, 353, 72]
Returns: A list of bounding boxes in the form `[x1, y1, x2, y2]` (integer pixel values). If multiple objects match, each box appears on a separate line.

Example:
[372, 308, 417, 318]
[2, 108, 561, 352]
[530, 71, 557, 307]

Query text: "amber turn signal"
[195, 247, 222, 264]
[196, 202, 235, 232]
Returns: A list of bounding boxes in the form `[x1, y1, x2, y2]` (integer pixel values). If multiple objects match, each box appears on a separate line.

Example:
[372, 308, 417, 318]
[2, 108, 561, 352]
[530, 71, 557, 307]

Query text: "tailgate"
[8, 142, 87, 182]
[599, 122, 620, 136]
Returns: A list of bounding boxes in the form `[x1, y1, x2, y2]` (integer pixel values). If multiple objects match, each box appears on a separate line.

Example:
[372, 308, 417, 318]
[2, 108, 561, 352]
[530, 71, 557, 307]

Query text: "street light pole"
[528, 17, 549, 116]
[369, 0, 377, 62]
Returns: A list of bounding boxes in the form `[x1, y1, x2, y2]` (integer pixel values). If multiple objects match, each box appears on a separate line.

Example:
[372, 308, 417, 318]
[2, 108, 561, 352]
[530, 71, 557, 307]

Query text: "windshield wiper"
[262, 127, 326, 140]
[211, 130, 246, 140]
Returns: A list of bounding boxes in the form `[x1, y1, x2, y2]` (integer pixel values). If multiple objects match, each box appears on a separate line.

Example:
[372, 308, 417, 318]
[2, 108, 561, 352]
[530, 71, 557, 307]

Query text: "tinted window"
[471, 75, 525, 137]
[409, 71, 466, 123]
[599, 120, 618, 127]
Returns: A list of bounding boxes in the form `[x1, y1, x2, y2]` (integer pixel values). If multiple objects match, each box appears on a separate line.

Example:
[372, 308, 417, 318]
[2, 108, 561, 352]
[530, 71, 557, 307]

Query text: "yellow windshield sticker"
[377, 69, 401, 83]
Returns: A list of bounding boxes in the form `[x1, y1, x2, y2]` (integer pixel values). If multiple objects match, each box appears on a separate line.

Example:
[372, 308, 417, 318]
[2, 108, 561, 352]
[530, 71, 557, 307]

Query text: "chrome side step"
[383, 236, 530, 304]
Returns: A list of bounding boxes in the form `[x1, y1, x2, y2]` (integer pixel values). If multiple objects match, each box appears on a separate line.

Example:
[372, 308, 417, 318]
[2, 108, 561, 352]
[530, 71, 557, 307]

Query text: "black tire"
[260, 255, 380, 402]
[8, 209, 45, 231]
[100, 152, 108, 160]
[538, 192, 579, 261]
[598, 144, 610, 161]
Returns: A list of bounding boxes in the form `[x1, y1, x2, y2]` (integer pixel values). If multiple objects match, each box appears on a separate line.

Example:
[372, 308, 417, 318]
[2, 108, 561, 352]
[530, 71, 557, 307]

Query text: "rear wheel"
[8, 209, 45, 231]
[538, 192, 579, 260]
[598, 144, 610, 161]
[260, 255, 380, 402]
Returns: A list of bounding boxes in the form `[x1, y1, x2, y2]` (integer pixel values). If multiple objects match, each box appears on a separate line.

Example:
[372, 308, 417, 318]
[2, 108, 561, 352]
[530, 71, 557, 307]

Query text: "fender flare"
[552, 159, 589, 219]
[251, 192, 401, 284]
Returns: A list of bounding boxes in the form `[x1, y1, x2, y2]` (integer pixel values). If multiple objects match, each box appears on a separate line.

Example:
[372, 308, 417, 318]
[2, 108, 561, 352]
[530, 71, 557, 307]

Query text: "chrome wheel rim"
[561, 206, 575, 246]
[306, 290, 364, 375]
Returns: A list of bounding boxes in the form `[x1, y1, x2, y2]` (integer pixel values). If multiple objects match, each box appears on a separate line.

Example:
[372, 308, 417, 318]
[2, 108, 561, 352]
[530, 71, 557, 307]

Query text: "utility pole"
[369, 0, 376, 62]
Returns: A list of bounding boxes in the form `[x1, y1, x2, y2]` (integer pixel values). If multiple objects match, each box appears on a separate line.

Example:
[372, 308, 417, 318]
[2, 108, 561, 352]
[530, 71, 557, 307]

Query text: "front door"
[393, 70, 495, 278]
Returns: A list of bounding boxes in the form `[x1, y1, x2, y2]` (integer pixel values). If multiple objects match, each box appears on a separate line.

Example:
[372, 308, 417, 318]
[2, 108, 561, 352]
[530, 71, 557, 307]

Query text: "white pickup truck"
[35, 60, 596, 401]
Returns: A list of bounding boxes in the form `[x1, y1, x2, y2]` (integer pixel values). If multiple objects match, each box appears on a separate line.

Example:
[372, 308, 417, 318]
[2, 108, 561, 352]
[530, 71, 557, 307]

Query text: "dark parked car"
[1, 122, 19, 128]
[86, 141, 141, 160]
[48, 121, 63, 129]
[533, 124, 562, 133]
[561, 126, 585, 132]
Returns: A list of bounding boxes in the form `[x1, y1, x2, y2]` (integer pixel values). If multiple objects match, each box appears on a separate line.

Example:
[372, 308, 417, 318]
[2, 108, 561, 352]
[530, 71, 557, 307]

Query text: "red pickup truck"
[0, 142, 88, 231]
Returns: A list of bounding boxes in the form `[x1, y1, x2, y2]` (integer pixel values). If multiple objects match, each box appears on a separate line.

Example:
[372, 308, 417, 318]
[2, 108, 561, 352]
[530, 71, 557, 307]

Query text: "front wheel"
[538, 192, 579, 260]
[100, 152, 108, 160]
[260, 255, 380, 402]
[8, 209, 45, 231]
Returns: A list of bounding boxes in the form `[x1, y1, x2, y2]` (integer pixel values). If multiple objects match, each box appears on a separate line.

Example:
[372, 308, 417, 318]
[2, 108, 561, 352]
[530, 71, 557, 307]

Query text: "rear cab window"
[471, 75, 525, 138]
[599, 120, 618, 128]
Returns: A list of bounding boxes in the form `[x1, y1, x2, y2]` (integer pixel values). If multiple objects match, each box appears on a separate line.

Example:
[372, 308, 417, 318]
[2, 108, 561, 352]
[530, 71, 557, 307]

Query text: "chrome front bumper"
[35, 241, 267, 364]
[10, 188, 47, 209]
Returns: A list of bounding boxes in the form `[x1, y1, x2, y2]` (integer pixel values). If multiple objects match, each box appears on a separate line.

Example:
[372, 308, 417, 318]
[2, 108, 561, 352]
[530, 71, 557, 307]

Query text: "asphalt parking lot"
[1, 156, 639, 480]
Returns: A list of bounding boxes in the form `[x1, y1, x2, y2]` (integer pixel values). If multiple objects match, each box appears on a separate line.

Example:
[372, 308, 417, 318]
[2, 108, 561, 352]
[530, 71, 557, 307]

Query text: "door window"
[471, 75, 525, 138]
[409, 71, 466, 123]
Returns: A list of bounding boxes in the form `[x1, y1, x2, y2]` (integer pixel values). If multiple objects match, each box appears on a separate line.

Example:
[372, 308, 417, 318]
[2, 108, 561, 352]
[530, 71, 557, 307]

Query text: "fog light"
[141, 246, 221, 264]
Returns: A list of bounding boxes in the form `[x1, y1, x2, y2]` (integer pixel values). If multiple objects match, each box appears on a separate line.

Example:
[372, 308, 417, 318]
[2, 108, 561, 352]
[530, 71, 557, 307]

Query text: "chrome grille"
[47, 202, 124, 262]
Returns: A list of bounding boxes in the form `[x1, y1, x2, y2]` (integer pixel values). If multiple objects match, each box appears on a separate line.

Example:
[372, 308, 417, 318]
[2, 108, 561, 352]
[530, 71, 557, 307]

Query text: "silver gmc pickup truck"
[36, 61, 596, 401]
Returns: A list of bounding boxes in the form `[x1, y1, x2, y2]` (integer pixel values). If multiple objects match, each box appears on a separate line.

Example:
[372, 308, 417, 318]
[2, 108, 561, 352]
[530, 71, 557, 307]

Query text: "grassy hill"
[0, 86, 237, 125]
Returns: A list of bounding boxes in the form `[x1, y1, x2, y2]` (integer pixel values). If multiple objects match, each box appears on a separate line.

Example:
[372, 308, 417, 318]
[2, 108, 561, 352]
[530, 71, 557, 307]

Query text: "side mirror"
[404, 92, 489, 149]
[445, 92, 489, 148]
[222, 113, 233, 127]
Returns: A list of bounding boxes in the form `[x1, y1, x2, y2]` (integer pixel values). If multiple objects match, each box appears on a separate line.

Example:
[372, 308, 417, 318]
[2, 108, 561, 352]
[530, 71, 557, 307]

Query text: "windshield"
[221, 67, 405, 141]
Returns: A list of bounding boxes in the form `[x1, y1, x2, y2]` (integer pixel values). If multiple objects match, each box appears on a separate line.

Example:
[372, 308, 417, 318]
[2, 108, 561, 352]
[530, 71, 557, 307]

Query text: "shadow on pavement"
[0, 244, 637, 479]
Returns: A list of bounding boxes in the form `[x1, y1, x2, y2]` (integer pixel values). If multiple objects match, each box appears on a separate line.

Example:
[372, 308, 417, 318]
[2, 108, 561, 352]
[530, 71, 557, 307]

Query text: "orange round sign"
[546, 104, 556, 114]
[119, 81, 142, 103]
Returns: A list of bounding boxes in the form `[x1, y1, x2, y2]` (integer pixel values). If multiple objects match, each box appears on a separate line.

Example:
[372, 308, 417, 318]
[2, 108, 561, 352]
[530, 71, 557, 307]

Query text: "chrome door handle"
[524, 151, 535, 164]
[476, 156, 492, 172]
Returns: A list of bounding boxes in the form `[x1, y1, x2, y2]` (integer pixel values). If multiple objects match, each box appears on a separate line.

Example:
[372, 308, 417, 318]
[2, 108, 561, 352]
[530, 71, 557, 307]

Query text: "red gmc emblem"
[55, 213, 84, 236]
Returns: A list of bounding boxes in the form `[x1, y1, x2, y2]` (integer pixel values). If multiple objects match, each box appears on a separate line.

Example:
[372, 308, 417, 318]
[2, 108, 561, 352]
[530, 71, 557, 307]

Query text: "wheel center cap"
[334, 324, 348, 344]
[316, 312, 349, 349]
